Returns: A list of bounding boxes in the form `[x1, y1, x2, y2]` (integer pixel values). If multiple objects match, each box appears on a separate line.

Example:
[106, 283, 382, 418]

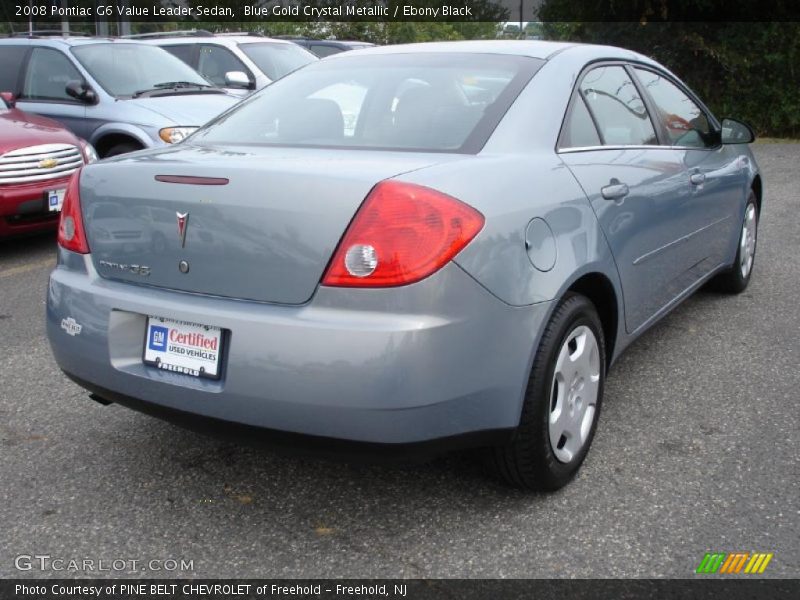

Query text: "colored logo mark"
[148, 326, 169, 351]
[696, 552, 773, 574]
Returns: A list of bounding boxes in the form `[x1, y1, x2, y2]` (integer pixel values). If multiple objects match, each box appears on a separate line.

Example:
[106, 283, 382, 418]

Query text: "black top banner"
[2, 0, 800, 24]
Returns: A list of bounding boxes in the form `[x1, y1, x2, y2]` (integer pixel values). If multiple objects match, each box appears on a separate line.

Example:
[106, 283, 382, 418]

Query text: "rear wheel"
[489, 293, 606, 491]
[712, 191, 758, 293]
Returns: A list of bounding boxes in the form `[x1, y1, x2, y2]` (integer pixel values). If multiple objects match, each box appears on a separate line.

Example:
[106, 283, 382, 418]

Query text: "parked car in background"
[130, 31, 318, 96]
[0, 92, 95, 238]
[0, 36, 239, 157]
[283, 37, 376, 57]
[47, 41, 761, 491]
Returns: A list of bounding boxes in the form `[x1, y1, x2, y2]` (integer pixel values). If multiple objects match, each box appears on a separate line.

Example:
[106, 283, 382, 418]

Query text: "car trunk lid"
[81, 145, 461, 304]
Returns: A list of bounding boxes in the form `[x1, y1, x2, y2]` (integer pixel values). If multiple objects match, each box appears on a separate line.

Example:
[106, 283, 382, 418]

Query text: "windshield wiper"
[132, 81, 214, 98]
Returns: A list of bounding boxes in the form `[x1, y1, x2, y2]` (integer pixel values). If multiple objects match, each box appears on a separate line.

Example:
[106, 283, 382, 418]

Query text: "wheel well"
[567, 273, 618, 369]
[751, 175, 763, 215]
[95, 134, 143, 158]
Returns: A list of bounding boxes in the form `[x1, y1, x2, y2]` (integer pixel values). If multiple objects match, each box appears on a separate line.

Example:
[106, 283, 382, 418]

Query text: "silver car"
[132, 32, 318, 96]
[0, 37, 239, 157]
[47, 41, 761, 490]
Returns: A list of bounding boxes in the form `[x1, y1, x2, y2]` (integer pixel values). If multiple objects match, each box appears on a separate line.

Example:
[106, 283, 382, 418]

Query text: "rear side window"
[580, 66, 657, 146]
[193, 53, 542, 154]
[634, 68, 715, 148]
[22, 47, 82, 101]
[0, 45, 27, 92]
[559, 95, 601, 149]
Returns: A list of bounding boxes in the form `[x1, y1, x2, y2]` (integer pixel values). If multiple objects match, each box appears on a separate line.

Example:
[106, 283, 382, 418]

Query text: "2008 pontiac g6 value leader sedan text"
[47, 41, 762, 490]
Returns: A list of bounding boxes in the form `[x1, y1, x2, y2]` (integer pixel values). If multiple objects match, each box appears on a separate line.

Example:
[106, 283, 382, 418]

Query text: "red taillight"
[57, 168, 90, 254]
[322, 181, 484, 288]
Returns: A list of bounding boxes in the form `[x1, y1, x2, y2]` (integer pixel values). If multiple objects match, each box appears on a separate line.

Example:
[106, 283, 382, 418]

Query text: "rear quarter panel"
[399, 153, 619, 307]
[397, 48, 639, 308]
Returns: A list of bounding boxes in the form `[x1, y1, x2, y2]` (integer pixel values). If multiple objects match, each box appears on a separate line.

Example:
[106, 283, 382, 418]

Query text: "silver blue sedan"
[47, 41, 761, 490]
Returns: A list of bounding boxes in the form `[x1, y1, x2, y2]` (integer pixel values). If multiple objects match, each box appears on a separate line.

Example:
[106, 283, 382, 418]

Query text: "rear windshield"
[238, 42, 317, 81]
[192, 53, 542, 153]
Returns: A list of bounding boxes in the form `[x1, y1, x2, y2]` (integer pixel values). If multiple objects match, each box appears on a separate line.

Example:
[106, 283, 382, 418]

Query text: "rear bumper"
[47, 250, 552, 448]
[66, 373, 514, 462]
[0, 178, 69, 237]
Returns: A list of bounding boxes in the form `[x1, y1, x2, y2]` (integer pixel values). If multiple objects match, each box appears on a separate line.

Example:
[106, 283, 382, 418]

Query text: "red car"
[0, 92, 96, 238]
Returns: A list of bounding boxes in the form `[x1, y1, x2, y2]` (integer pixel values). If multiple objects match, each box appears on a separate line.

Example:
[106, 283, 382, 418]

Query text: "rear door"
[559, 64, 696, 333]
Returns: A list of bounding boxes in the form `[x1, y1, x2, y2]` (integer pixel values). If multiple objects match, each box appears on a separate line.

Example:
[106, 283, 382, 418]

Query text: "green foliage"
[538, 3, 800, 137]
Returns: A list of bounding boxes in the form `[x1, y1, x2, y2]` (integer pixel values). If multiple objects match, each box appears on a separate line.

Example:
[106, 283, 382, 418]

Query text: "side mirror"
[65, 80, 98, 105]
[0, 91, 16, 108]
[721, 118, 755, 144]
[224, 71, 252, 90]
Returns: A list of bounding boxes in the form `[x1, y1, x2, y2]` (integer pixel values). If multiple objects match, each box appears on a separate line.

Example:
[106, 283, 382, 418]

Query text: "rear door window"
[0, 45, 27, 92]
[579, 65, 657, 146]
[22, 47, 82, 102]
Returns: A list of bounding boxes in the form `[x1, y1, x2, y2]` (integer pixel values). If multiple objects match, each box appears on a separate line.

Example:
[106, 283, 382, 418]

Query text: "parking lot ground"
[0, 144, 798, 579]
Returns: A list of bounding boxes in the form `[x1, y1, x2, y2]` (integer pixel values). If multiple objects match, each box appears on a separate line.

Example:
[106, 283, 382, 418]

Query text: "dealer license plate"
[46, 188, 66, 212]
[143, 317, 224, 379]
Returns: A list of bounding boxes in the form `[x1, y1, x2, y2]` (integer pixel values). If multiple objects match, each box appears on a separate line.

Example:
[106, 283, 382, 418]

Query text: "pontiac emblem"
[176, 212, 189, 247]
[39, 157, 58, 169]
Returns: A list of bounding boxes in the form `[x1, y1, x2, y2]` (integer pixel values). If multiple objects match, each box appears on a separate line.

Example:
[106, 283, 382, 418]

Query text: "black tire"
[711, 190, 758, 294]
[104, 142, 142, 158]
[488, 293, 606, 491]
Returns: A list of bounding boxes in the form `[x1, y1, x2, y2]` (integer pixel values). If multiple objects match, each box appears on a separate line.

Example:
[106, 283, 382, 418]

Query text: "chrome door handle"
[601, 182, 629, 201]
[690, 172, 706, 185]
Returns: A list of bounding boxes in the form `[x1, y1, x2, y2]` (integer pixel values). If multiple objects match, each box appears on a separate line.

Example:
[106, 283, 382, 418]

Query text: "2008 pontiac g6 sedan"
[47, 41, 761, 490]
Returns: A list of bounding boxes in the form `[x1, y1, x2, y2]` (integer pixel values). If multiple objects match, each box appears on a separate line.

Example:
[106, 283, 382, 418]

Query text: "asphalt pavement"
[0, 144, 797, 579]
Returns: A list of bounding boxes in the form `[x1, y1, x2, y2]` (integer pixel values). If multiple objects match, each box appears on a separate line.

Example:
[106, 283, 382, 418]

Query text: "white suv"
[132, 31, 318, 96]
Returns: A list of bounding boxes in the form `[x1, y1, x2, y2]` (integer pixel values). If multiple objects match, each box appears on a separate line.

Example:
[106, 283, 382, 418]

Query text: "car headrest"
[279, 98, 344, 143]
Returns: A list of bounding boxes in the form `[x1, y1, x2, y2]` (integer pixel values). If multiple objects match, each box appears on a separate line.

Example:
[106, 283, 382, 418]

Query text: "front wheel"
[488, 293, 606, 491]
[712, 191, 758, 294]
[104, 142, 142, 158]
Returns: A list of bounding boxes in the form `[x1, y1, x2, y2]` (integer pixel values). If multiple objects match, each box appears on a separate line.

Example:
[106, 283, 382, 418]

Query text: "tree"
[538, 1, 800, 136]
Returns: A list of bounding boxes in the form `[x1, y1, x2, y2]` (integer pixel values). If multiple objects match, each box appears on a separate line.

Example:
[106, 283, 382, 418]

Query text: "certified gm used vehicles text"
[47, 42, 761, 490]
